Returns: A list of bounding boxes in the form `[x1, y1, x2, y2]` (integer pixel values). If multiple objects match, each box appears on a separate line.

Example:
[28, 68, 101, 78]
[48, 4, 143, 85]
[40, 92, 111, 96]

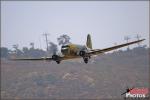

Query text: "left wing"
[11, 56, 81, 61]
[88, 39, 145, 55]
[10, 57, 52, 61]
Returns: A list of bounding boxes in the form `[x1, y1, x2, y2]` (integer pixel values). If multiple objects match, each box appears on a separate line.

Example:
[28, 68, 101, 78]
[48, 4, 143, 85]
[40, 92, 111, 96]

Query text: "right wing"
[88, 39, 145, 55]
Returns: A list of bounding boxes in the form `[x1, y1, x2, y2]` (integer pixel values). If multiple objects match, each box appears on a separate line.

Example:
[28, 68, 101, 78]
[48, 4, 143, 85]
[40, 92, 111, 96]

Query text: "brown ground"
[1, 48, 149, 99]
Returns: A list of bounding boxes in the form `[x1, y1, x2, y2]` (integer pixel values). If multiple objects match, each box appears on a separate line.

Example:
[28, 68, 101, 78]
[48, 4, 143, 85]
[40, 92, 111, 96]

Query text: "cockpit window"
[61, 47, 68, 50]
[62, 45, 69, 48]
[61, 45, 69, 54]
[61, 45, 69, 50]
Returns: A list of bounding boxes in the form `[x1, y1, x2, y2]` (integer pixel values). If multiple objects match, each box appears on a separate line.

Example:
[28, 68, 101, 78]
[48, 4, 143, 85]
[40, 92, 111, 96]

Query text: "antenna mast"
[135, 34, 141, 47]
[124, 36, 130, 49]
[43, 33, 49, 51]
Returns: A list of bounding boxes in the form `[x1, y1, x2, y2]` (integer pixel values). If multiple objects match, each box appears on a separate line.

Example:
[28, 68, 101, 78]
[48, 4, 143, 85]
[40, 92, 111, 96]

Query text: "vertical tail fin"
[86, 34, 92, 49]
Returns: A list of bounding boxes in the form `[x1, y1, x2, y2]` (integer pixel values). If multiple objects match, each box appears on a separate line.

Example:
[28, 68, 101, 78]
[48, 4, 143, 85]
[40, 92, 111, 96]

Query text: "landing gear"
[52, 55, 61, 64]
[79, 51, 90, 64]
[79, 50, 91, 64]
[56, 60, 60, 64]
[83, 57, 88, 64]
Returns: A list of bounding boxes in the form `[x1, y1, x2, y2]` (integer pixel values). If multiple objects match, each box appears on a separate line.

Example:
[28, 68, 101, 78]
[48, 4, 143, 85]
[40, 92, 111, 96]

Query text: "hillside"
[1, 47, 149, 99]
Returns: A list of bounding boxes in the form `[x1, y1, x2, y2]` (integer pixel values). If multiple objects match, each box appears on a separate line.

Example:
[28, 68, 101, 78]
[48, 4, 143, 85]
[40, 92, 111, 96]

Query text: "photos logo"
[124, 88, 149, 98]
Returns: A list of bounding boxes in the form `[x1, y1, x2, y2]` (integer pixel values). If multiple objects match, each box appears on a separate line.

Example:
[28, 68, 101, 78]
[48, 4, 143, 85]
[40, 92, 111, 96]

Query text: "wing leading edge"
[11, 56, 81, 61]
[11, 57, 52, 61]
[88, 39, 145, 55]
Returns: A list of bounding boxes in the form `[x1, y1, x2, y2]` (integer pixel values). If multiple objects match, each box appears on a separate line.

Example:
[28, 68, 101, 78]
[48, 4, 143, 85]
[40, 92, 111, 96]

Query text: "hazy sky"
[1, 1, 149, 50]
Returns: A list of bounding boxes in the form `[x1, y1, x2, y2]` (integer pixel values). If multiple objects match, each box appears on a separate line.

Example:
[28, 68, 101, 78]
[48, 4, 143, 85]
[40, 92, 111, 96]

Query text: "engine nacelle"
[52, 55, 61, 64]
[52, 55, 59, 61]
[79, 51, 86, 57]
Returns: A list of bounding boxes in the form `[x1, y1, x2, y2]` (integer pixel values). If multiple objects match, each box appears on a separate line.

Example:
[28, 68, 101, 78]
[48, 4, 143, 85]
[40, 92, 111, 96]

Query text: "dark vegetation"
[1, 34, 71, 58]
[1, 46, 47, 58]
[1, 46, 149, 99]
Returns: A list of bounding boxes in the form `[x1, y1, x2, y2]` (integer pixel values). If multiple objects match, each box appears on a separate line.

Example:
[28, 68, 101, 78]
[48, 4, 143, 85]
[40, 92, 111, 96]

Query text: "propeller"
[121, 86, 134, 95]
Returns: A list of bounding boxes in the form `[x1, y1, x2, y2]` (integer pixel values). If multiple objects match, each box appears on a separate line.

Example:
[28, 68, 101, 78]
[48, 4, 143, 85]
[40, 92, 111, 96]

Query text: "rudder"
[86, 34, 92, 49]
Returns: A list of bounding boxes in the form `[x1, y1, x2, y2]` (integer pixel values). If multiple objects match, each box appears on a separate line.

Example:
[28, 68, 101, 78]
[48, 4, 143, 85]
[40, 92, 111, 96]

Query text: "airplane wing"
[11, 56, 83, 62]
[60, 39, 145, 60]
[11, 55, 81, 61]
[11, 39, 145, 62]
[11, 57, 52, 61]
[88, 39, 145, 55]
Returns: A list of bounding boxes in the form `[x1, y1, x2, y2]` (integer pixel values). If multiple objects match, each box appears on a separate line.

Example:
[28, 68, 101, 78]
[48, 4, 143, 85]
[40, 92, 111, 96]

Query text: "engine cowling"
[52, 55, 61, 64]
[52, 55, 59, 61]
[79, 51, 86, 57]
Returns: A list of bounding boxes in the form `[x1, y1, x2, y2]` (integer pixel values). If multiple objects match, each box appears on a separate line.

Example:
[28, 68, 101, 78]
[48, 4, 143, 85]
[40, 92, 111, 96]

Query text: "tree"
[22, 47, 29, 57]
[30, 42, 34, 49]
[48, 42, 58, 55]
[12, 44, 23, 57]
[1, 47, 9, 58]
[12, 44, 19, 51]
[57, 34, 71, 46]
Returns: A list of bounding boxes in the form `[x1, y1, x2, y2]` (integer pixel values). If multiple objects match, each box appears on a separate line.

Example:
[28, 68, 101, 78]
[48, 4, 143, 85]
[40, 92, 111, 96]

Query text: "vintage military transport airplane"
[12, 34, 145, 64]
